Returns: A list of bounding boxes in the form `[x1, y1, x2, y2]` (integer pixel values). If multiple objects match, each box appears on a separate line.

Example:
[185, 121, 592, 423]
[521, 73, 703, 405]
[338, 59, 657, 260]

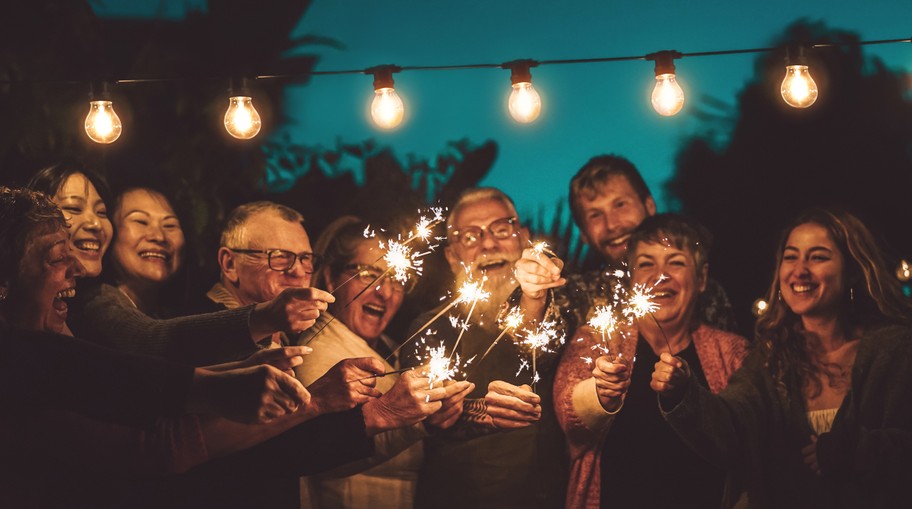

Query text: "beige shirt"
[294, 313, 427, 509]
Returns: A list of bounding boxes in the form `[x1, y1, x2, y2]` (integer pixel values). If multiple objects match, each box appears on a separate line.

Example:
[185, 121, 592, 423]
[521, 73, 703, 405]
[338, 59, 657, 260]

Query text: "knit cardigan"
[553, 323, 749, 509]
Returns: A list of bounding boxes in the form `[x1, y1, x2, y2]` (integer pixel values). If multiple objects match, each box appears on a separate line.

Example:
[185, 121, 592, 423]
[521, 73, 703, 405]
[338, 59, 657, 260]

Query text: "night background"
[1, 0, 910, 336]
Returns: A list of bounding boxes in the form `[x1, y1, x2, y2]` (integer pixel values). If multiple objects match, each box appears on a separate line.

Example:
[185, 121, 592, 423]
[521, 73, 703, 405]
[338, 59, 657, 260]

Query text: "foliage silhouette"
[668, 20, 912, 334]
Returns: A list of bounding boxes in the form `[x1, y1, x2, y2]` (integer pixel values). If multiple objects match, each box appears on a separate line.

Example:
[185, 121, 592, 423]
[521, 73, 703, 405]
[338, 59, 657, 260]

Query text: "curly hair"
[756, 208, 911, 402]
[0, 187, 66, 288]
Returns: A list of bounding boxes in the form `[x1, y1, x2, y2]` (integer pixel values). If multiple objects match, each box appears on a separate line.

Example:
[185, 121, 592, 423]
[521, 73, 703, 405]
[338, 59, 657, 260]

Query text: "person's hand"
[239, 345, 313, 374]
[484, 381, 542, 429]
[593, 355, 632, 412]
[249, 287, 336, 338]
[189, 364, 311, 424]
[307, 357, 385, 416]
[514, 248, 566, 300]
[802, 435, 821, 475]
[425, 380, 475, 430]
[650, 352, 690, 402]
[362, 370, 449, 435]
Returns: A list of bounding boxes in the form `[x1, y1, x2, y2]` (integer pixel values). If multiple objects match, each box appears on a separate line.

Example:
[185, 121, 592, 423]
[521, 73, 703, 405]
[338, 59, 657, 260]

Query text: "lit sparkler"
[472, 307, 525, 370]
[530, 240, 557, 258]
[385, 274, 491, 363]
[516, 319, 564, 391]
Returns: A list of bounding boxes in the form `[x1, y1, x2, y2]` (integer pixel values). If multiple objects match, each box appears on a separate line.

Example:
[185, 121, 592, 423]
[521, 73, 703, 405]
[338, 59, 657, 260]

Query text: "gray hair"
[447, 187, 520, 231]
[220, 201, 304, 248]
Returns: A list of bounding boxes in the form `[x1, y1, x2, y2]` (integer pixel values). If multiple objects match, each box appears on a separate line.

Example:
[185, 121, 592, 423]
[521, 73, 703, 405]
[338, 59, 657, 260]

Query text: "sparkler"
[530, 240, 557, 258]
[623, 281, 672, 354]
[474, 307, 524, 367]
[516, 320, 564, 392]
[446, 274, 490, 362]
[385, 274, 491, 363]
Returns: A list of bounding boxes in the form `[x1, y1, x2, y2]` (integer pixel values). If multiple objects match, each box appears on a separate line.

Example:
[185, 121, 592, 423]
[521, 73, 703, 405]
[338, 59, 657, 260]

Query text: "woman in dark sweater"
[655, 208, 912, 508]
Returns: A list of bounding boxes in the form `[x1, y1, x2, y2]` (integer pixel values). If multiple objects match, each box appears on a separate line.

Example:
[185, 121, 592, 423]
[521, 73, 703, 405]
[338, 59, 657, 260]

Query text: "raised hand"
[307, 357, 385, 416]
[249, 287, 336, 337]
[484, 380, 542, 429]
[425, 380, 475, 430]
[650, 352, 690, 401]
[514, 247, 566, 300]
[593, 355, 632, 412]
[190, 364, 311, 424]
[361, 370, 450, 435]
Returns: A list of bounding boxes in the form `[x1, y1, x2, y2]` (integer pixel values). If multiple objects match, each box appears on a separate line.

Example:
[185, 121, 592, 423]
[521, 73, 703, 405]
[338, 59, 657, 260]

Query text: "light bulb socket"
[503, 59, 539, 85]
[784, 46, 810, 66]
[228, 77, 253, 96]
[646, 50, 681, 76]
[88, 81, 113, 101]
[367, 65, 401, 90]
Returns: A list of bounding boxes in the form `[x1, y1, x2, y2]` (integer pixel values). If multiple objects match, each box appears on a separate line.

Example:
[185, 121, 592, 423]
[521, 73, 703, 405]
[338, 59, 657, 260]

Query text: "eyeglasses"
[342, 263, 416, 294]
[449, 216, 518, 248]
[228, 248, 322, 272]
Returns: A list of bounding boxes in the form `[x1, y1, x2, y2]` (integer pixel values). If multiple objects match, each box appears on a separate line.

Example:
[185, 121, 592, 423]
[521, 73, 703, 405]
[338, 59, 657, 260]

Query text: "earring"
[850, 287, 855, 303]
[777, 290, 782, 301]
[0, 288, 7, 301]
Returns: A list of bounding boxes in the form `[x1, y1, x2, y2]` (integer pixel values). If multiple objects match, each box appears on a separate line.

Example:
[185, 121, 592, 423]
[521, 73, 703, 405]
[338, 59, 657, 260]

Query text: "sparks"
[624, 283, 660, 318]
[383, 238, 424, 284]
[587, 305, 617, 337]
[502, 306, 525, 330]
[530, 240, 557, 258]
[455, 275, 491, 305]
[410, 207, 445, 243]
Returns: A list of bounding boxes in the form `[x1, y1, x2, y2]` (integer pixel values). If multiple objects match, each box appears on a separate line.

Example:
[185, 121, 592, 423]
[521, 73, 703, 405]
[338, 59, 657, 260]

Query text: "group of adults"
[0, 154, 909, 509]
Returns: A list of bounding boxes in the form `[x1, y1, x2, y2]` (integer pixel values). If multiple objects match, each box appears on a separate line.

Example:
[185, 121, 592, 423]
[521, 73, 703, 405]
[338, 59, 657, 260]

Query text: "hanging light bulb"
[367, 65, 404, 129]
[781, 46, 819, 108]
[504, 60, 542, 123]
[224, 78, 262, 140]
[897, 259, 912, 282]
[646, 51, 685, 117]
[752, 298, 770, 318]
[84, 82, 123, 144]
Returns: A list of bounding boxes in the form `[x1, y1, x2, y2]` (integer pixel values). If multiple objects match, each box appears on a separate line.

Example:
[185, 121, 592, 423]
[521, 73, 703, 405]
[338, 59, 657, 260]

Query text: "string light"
[224, 77, 262, 140]
[84, 82, 122, 144]
[8, 35, 908, 136]
[368, 65, 405, 129]
[752, 298, 769, 317]
[781, 46, 819, 108]
[897, 259, 911, 282]
[646, 50, 685, 116]
[504, 60, 542, 123]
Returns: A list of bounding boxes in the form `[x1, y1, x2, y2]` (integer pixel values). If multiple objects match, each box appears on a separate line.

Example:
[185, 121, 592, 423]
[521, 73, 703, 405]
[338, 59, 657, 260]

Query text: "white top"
[807, 408, 839, 435]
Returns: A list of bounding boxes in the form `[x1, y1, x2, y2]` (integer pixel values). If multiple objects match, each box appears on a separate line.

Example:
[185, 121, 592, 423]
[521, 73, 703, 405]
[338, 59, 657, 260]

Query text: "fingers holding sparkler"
[592, 355, 632, 412]
[515, 243, 566, 301]
[484, 381, 542, 429]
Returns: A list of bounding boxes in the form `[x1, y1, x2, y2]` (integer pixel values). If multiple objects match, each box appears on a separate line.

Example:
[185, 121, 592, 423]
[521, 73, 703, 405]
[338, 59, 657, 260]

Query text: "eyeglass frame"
[227, 248, 322, 272]
[340, 263, 416, 294]
[448, 216, 519, 247]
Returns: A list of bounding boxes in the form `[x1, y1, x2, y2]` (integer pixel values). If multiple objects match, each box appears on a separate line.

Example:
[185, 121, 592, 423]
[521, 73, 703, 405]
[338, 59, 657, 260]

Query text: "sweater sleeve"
[7, 409, 209, 476]
[71, 284, 258, 365]
[0, 325, 193, 426]
[554, 326, 616, 461]
[661, 345, 770, 470]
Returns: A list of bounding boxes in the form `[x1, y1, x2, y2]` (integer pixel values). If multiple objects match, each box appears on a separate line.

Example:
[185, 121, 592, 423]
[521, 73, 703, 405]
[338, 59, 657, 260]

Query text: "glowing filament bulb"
[84, 100, 122, 144]
[371, 88, 404, 129]
[897, 259, 911, 282]
[781, 65, 818, 108]
[509, 82, 541, 123]
[505, 60, 542, 124]
[651, 73, 685, 116]
[224, 96, 262, 139]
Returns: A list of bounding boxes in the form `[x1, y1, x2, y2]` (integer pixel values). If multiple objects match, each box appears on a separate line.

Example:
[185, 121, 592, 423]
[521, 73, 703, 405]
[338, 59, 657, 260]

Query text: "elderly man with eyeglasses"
[190, 202, 463, 509]
[405, 187, 569, 509]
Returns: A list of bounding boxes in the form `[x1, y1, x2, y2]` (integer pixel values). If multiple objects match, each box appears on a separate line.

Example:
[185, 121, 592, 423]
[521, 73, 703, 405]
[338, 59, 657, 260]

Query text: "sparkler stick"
[385, 299, 459, 362]
[473, 307, 524, 368]
[530, 240, 557, 258]
[624, 282, 672, 354]
[346, 366, 413, 384]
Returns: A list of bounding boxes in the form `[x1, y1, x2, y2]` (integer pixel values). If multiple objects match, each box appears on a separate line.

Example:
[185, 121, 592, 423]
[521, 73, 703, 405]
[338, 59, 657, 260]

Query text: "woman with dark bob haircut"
[654, 208, 912, 508]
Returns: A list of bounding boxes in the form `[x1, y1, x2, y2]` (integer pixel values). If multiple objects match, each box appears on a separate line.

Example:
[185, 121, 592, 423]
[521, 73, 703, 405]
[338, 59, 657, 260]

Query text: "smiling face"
[445, 197, 528, 291]
[578, 175, 656, 267]
[111, 189, 185, 289]
[11, 227, 79, 333]
[630, 240, 707, 331]
[51, 172, 113, 278]
[326, 239, 405, 342]
[221, 210, 314, 306]
[778, 222, 846, 322]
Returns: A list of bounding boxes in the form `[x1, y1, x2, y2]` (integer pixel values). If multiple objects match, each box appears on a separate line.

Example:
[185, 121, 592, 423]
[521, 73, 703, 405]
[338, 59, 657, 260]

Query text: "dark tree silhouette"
[668, 20, 912, 334]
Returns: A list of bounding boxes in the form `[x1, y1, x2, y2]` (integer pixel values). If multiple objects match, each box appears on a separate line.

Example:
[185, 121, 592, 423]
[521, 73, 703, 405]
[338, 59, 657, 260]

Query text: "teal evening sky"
[97, 0, 912, 218]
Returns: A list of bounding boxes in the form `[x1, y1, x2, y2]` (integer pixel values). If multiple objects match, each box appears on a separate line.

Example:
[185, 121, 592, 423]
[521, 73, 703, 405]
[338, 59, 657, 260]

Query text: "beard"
[453, 261, 518, 321]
